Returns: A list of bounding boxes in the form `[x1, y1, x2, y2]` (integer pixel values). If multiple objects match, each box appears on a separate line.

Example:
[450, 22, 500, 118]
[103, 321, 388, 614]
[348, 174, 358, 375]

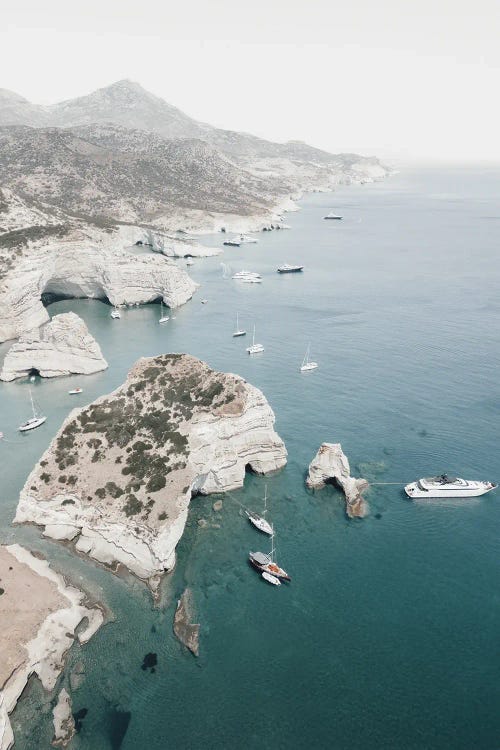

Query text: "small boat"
[246, 325, 264, 354]
[158, 301, 169, 324]
[277, 264, 304, 274]
[405, 475, 497, 499]
[232, 313, 246, 338]
[232, 270, 262, 283]
[245, 485, 273, 535]
[249, 532, 290, 582]
[262, 571, 281, 586]
[224, 234, 258, 246]
[29, 375, 36, 383]
[19, 389, 46, 432]
[110, 307, 121, 319]
[186, 258, 194, 266]
[300, 344, 318, 372]
[68, 387, 83, 395]
[201, 299, 208, 304]
[324, 213, 343, 220]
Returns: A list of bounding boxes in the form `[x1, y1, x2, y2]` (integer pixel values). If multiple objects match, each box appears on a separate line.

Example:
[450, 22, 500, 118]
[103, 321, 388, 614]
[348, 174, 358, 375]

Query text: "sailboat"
[246, 325, 264, 354]
[249, 530, 291, 582]
[110, 307, 121, 319]
[158, 301, 170, 324]
[232, 313, 246, 338]
[245, 485, 273, 535]
[300, 344, 318, 372]
[19, 388, 46, 432]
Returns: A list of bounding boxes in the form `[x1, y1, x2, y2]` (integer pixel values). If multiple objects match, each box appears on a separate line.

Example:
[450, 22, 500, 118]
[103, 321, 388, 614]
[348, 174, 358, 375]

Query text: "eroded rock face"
[15, 354, 287, 586]
[0, 312, 107, 381]
[306, 442, 369, 518]
[0, 545, 103, 750]
[0, 243, 198, 343]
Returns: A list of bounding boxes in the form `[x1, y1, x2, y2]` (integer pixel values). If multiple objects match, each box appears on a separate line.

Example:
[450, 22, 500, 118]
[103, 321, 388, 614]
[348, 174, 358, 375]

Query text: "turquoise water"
[2, 168, 500, 749]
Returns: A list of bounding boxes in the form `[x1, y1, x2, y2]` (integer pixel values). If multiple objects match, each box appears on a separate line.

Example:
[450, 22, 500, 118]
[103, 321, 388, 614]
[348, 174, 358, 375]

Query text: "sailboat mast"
[263, 484, 267, 516]
[29, 387, 36, 418]
[253, 325, 256, 346]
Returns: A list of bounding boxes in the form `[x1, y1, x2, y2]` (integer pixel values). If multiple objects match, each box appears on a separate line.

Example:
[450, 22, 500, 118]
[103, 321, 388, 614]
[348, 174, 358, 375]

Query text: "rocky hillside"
[15, 354, 287, 587]
[0, 80, 388, 232]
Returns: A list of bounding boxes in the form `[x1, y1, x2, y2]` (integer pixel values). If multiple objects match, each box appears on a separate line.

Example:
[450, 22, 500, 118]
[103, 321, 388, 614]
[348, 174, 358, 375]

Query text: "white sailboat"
[246, 325, 264, 354]
[19, 388, 46, 432]
[110, 307, 121, 319]
[300, 344, 318, 372]
[245, 485, 273, 535]
[232, 313, 246, 337]
[158, 301, 170, 324]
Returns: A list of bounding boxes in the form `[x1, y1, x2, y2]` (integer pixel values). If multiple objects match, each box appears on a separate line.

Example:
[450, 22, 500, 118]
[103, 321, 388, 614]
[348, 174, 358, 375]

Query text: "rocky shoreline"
[0, 544, 104, 750]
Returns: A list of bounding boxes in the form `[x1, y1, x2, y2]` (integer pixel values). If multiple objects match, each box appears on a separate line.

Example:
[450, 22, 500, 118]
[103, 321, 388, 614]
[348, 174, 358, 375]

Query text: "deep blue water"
[1, 168, 500, 749]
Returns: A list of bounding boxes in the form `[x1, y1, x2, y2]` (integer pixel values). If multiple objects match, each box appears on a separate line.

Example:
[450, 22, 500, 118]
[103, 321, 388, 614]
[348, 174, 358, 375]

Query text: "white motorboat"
[277, 264, 304, 273]
[224, 234, 259, 247]
[245, 485, 273, 535]
[68, 387, 83, 395]
[262, 571, 281, 586]
[239, 234, 258, 244]
[201, 299, 208, 304]
[300, 344, 318, 372]
[158, 301, 169, 324]
[246, 325, 264, 354]
[110, 307, 121, 319]
[19, 389, 46, 432]
[405, 474, 497, 499]
[232, 270, 262, 283]
[324, 212, 343, 220]
[232, 313, 246, 337]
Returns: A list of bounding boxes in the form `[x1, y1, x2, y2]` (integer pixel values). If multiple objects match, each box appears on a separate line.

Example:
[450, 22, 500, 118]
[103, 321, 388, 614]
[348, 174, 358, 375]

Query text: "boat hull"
[405, 480, 497, 499]
[249, 557, 291, 582]
[19, 416, 47, 432]
[233, 331, 246, 337]
[277, 267, 304, 273]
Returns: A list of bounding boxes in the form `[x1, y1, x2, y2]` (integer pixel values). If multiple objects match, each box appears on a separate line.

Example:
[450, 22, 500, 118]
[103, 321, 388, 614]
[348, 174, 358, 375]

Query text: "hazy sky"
[2, 0, 499, 163]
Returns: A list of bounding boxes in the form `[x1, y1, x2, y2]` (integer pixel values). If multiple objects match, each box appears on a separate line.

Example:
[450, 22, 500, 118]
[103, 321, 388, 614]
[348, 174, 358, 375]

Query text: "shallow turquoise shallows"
[2, 167, 500, 750]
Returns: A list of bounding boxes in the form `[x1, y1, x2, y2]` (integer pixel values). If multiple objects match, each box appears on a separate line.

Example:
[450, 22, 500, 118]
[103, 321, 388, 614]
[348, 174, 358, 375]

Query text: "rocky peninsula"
[15, 354, 287, 588]
[0, 544, 103, 750]
[306, 442, 369, 518]
[0, 312, 107, 381]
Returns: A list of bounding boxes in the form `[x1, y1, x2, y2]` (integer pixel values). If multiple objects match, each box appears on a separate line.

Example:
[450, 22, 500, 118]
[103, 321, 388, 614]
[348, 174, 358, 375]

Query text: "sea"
[1, 167, 499, 750]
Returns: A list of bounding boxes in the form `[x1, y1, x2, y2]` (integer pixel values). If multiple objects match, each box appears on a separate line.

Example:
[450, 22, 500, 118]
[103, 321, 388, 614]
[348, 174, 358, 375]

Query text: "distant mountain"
[0, 80, 388, 234]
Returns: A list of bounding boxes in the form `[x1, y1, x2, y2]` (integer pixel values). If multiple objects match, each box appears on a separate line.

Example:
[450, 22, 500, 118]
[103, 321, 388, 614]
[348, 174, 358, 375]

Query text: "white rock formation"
[306, 442, 369, 518]
[0, 312, 107, 381]
[0, 544, 104, 750]
[0, 242, 198, 343]
[15, 354, 287, 588]
[52, 688, 75, 747]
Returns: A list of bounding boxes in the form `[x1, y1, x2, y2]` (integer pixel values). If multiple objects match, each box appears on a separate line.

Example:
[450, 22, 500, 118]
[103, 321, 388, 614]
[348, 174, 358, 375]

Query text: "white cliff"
[15, 354, 287, 588]
[0, 544, 104, 750]
[0, 312, 107, 381]
[0, 242, 198, 343]
[306, 442, 369, 518]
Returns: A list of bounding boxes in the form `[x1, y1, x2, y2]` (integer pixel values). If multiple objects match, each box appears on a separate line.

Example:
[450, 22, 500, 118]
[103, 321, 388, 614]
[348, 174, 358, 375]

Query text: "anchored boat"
[405, 474, 497, 499]
[249, 532, 291, 582]
[245, 485, 273, 535]
[19, 389, 46, 432]
[246, 325, 264, 354]
[277, 264, 304, 273]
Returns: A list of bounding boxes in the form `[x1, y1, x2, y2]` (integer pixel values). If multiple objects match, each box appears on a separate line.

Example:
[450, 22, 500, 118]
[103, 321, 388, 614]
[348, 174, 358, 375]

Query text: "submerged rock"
[52, 688, 75, 747]
[15, 353, 287, 586]
[306, 442, 369, 518]
[0, 312, 107, 381]
[173, 588, 200, 657]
